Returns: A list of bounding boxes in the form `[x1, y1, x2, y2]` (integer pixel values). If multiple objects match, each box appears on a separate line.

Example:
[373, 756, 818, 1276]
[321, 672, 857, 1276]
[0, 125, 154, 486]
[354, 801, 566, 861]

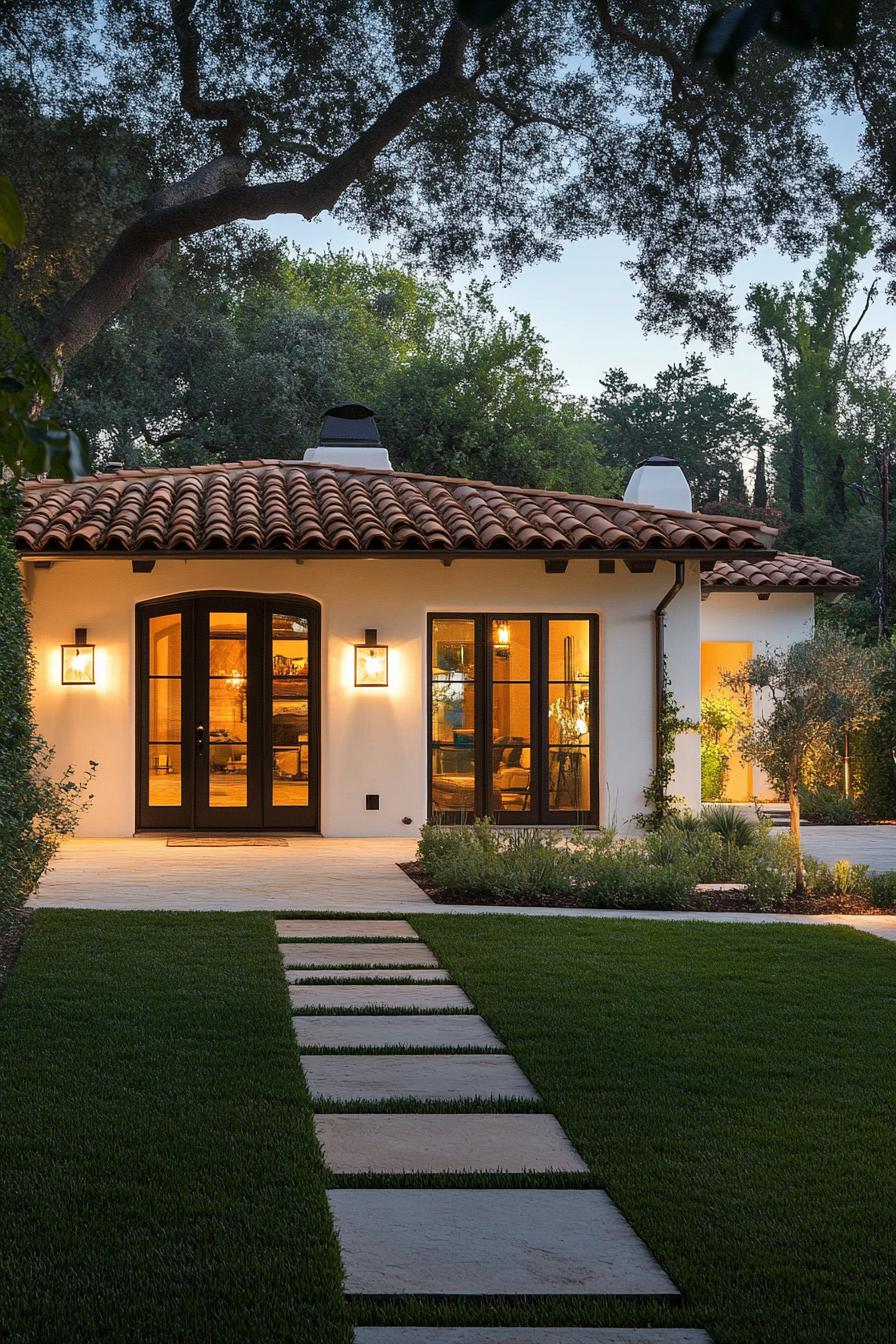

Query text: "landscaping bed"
[409, 813, 896, 914]
[401, 859, 886, 915]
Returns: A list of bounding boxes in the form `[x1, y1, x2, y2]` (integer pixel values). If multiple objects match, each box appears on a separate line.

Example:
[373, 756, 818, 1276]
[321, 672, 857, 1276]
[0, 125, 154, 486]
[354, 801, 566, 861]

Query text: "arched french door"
[136, 593, 320, 831]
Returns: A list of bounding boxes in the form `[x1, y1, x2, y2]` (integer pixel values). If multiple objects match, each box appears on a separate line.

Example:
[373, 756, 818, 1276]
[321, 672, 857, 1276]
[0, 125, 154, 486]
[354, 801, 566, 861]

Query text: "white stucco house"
[15, 404, 859, 838]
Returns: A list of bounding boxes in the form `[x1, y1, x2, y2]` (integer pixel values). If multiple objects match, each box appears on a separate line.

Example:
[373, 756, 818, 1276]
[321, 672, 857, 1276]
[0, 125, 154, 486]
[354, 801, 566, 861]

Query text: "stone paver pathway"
[289, 983, 474, 1010]
[275, 917, 712, 1341]
[286, 967, 452, 982]
[315, 1114, 589, 1175]
[282, 941, 440, 967]
[294, 1013, 504, 1049]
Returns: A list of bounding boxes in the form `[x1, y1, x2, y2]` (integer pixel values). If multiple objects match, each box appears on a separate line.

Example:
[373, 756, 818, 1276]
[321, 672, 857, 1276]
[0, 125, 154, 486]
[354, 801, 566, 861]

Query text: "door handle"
[196, 723, 206, 752]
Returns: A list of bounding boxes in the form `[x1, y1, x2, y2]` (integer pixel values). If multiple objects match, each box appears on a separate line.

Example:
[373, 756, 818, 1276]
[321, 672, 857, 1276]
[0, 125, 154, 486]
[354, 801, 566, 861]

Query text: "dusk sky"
[260, 108, 891, 420]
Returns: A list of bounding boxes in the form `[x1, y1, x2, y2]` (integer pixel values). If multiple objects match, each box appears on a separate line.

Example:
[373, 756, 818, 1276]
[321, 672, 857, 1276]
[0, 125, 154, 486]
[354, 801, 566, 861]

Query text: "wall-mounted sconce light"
[494, 619, 511, 659]
[61, 627, 95, 685]
[354, 628, 389, 687]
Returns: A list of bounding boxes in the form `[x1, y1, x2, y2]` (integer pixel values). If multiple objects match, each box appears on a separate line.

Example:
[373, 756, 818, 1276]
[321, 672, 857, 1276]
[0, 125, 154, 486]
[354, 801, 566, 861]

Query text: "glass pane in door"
[271, 613, 310, 807]
[431, 618, 477, 815]
[147, 612, 182, 807]
[208, 611, 248, 808]
[491, 619, 532, 813]
[547, 618, 591, 813]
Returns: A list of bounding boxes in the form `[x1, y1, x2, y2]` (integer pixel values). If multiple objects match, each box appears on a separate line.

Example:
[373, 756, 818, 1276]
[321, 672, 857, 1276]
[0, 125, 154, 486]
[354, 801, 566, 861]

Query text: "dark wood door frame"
[427, 612, 599, 827]
[136, 591, 320, 832]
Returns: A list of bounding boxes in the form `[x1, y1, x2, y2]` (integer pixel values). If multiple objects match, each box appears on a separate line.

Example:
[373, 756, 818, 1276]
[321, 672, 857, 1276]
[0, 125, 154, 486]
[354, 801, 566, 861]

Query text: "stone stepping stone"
[290, 984, 473, 1011]
[282, 942, 438, 968]
[315, 1113, 589, 1174]
[286, 968, 451, 983]
[328, 1189, 679, 1299]
[354, 1331, 712, 1342]
[295, 1014, 505, 1050]
[354, 1331, 711, 1342]
[277, 919, 419, 940]
[303, 1054, 538, 1102]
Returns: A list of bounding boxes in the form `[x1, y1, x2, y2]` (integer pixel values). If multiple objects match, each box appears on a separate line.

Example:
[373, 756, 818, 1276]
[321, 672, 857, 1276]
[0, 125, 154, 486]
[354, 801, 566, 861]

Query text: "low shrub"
[868, 871, 896, 908]
[417, 814, 796, 910]
[415, 807, 896, 911]
[802, 855, 872, 901]
[798, 785, 864, 825]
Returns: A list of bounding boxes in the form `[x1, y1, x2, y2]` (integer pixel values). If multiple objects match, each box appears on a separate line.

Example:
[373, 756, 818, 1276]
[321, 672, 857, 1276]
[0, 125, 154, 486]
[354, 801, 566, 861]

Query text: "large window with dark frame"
[429, 614, 597, 824]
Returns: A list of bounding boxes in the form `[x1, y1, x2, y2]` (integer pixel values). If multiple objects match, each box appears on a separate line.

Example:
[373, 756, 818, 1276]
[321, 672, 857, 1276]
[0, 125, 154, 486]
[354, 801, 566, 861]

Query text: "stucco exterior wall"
[699, 590, 815, 648]
[23, 554, 703, 838]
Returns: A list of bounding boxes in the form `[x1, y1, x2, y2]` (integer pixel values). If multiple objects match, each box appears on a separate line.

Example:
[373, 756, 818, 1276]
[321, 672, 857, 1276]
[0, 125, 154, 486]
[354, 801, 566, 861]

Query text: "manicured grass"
[405, 915, 896, 1344]
[0, 910, 352, 1344]
[3, 910, 894, 1342]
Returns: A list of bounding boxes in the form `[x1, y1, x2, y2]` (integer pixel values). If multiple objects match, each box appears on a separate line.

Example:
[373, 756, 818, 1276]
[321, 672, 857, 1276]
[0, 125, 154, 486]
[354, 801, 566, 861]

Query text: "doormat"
[166, 836, 289, 847]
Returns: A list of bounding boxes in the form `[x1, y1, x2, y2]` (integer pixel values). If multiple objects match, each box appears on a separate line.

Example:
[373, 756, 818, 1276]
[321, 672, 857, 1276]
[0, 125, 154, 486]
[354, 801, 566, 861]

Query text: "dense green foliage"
[415, 913, 896, 1343]
[0, 171, 85, 480]
[53, 249, 615, 491]
[700, 692, 745, 800]
[744, 201, 896, 639]
[0, 493, 93, 926]
[417, 815, 784, 909]
[589, 354, 767, 508]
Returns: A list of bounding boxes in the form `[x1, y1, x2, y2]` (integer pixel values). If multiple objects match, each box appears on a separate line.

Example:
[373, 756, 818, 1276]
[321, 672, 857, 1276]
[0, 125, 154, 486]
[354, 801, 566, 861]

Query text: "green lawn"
[412, 914, 896, 1344]
[0, 910, 352, 1344]
[1, 910, 893, 1343]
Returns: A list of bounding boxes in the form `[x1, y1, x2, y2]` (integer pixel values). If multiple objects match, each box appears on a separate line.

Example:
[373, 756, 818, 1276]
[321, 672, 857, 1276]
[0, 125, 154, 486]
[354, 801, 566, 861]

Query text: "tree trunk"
[31, 19, 471, 371]
[788, 775, 805, 896]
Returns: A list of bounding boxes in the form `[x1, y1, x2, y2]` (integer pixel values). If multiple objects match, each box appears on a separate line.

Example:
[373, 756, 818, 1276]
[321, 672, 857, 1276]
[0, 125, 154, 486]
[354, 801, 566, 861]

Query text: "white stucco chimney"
[623, 455, 693, 512]
[302, 403, 393, 470]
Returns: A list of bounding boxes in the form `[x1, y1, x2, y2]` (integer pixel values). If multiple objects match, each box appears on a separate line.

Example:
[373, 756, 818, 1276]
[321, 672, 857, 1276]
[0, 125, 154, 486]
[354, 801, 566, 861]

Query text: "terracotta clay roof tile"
[15, 459, 780, 558]
[702, 554, 860, 592]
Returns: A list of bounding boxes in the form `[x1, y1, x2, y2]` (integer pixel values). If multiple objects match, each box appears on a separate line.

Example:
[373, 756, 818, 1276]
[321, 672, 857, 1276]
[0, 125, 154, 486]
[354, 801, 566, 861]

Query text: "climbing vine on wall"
[636, 660, 697, 830]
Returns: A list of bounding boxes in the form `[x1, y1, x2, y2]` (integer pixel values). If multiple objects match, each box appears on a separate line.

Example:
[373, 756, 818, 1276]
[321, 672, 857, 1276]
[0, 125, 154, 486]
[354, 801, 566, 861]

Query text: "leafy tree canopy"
[587, 353, 767, 507]
[1, 0, 881, 368]
[57, 247, 615, 494]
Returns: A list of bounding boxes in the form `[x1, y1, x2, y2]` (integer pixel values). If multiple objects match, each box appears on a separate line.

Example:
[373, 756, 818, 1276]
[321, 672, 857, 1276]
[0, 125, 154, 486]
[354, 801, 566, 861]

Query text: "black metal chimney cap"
[319, 403, 381, 446]
[636, 455, 680, 468]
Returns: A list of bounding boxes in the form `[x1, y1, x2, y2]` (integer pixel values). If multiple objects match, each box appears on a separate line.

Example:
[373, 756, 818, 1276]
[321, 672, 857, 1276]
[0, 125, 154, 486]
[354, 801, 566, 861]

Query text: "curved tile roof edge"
[701, 553, 861, 592]
[17, 459, 774, 531]
[15, 459, 778, 558]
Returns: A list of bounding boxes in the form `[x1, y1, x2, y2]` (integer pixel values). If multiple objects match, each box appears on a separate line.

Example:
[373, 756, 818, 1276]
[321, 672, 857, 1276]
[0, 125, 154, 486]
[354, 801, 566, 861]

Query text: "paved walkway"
[798, 823, 896, 870]
[280, 917, 712, 1343]
[30, 836, 896, 943]
[32, 837, 421, 909]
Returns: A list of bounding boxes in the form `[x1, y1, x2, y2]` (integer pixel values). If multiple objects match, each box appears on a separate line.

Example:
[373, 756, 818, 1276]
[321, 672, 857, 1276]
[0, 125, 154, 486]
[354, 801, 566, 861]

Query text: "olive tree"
[725, 630, 879, 894]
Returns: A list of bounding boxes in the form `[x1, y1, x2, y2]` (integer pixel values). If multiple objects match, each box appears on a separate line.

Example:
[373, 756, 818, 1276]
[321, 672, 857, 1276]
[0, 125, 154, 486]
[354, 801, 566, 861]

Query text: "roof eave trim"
[17, 544, 778, 562]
